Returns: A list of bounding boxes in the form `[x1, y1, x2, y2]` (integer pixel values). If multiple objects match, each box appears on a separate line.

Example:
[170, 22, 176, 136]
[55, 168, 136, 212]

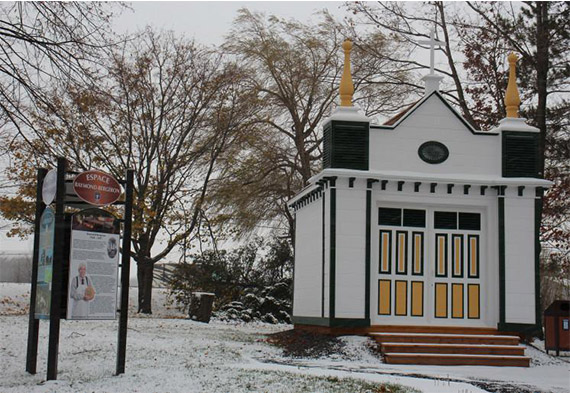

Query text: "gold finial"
[505, 52, 521, 118]
[339, 39, 354, 107]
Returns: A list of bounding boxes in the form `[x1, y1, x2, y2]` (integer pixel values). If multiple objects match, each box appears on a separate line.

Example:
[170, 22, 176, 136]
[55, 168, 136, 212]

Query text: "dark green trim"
[394, 280, 408, 316]
[535, 194, 543, 335]
[411, 232, 424, 276]
[467, 235, 480, 279]
[435, 233, 448, 277]
[451, 234, 464, 278]
[330, 318, 370, 328]
[292, 316, 370, 328]
[379, 230, 392, 274]
[498, 197, 506, 326]
[498, 322, 541, 337]
[365, 188, 371, 320]
[370, 91, 496, 136]
[321, 190, 326, 318]
[395, 231, 408, 275]
[451, 283, 464, 319]
[329, 185, 336, 319]
[292, 316, 330, 327]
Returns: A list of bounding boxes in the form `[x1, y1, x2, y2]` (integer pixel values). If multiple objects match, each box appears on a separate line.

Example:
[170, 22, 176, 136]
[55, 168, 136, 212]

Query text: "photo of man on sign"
[69, 263, 96, 318]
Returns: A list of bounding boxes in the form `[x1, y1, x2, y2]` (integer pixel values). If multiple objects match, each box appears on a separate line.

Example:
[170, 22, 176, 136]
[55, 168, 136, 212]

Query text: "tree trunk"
[534, 1, 549, 177]
[137, 260, 154, 314]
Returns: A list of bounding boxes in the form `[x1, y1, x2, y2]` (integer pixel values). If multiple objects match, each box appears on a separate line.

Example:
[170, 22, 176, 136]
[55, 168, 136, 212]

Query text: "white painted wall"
[504, 196, 536, 324]
[293, 197, 323, 318]
[369, 95, 501, 177]
[334, 179, 367, 319]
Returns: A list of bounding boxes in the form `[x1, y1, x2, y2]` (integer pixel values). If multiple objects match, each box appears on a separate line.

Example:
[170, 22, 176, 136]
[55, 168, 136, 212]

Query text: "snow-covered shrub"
[169, 237, 293, 323]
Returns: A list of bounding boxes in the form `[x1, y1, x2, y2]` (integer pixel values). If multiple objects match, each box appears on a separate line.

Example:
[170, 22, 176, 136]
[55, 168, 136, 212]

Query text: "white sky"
[114, 1, 351, 46]
[1, 1, 436, 254]
[2, 1, 352, 254]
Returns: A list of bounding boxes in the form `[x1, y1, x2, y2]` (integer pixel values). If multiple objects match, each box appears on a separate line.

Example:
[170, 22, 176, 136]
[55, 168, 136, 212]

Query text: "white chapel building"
[289, 40, 550, 336]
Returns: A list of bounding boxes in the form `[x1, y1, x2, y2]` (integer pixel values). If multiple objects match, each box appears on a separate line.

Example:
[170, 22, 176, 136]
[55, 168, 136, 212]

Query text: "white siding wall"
[369, 95, 501, 177]
[293, 197, 323, 317]
[334, 179, 367, 319]
[504, 196, 536, 324]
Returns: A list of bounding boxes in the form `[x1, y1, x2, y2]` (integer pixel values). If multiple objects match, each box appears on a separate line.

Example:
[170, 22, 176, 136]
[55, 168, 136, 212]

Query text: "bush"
[169, 237, 293, 323]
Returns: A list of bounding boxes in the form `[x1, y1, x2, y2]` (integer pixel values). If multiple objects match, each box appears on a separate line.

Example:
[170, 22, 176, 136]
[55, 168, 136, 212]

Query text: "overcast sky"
[1, 2, 355, 253]
[114, 1, 351, 46]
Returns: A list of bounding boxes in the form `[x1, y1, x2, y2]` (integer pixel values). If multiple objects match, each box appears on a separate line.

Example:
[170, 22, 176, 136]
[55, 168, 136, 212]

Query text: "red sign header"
[73, 170, 122, 206]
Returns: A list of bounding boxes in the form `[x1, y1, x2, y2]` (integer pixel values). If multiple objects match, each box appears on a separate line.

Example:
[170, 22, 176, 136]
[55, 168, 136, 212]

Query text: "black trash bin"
[544, 300, 570, 356]
[188, 292, 215, 323]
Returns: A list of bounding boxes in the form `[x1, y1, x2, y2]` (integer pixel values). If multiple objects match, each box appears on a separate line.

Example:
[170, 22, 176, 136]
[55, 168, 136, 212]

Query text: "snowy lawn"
[1, 283, 569, 393]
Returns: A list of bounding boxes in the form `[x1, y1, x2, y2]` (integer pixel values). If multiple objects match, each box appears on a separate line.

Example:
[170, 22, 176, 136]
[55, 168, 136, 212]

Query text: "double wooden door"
[373, 206, 484, 326]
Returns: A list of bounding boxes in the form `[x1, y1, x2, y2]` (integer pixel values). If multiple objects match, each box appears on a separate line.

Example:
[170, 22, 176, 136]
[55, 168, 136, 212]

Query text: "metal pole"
[47, 157, 66, 380]
[116, 169, 134, 375]
[26, 168, 48, 374]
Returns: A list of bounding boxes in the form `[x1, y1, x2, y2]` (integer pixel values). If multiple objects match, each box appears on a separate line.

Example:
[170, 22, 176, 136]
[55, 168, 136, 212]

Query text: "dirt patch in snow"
[264, 329, 346, 358]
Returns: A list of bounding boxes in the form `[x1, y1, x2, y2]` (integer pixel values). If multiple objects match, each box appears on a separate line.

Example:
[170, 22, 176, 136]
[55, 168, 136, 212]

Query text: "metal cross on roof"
[418, 29, 445, 75]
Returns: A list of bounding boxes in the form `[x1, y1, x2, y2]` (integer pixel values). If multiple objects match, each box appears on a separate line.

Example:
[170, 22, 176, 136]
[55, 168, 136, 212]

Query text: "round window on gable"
[418, 141, 449, 164]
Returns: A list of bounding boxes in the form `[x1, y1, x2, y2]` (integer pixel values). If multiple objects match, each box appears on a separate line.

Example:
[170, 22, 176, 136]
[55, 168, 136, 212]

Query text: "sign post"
[117, 169, 134, 375]
[47, 157, 66, 380]
[25, 168, 47, 374]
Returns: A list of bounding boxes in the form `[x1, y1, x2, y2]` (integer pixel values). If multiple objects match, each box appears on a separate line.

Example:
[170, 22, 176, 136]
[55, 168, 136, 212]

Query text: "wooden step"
[384, 352, 530, 367]
[370, 332, 520, 346]
[380, 342, 526, 356]
[367, 325, 499, 335]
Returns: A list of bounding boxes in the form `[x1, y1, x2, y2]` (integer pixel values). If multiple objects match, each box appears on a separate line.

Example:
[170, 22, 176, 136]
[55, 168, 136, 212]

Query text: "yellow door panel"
[395, 280, 407, 316]
[435, 283, 448, 318]
[378, 280, 391, 315]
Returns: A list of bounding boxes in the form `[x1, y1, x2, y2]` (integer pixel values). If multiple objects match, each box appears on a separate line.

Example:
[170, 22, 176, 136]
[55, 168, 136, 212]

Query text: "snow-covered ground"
[1, 283, 569, 393]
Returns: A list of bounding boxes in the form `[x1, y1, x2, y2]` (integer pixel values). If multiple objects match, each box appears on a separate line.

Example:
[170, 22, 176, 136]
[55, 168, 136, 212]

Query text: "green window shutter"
[502, 131, 539, 178]
[323, 121, 369, 170]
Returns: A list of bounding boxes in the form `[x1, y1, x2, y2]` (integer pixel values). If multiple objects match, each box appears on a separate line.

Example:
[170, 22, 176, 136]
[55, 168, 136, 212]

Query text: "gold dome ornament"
[339, 39, 354, 107]
[505, 52, 521, 118]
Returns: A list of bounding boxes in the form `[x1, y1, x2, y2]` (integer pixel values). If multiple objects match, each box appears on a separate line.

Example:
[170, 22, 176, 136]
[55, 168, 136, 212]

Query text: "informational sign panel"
[66, 209, 120, 320]
[35, 207, 55, 319]
[73, 170, 122, 207]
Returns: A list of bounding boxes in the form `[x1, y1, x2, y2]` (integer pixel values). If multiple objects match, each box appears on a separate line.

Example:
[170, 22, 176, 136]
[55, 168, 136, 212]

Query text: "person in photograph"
[69, 263, 96, 318]
[107, 237, 118, 259]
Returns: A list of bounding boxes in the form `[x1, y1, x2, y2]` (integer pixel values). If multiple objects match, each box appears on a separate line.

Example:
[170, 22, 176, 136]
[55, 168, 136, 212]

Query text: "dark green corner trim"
[535, 194, 544, 333]
[498, 322, 541, 337]
[293, 316, 331, 327]
[329, 185, 336, 320]
[365, 188, 372, 320]
[321, 190, 326, 318]
[498, 197, 506, 326]
[330, 318, 370, 328]
[292, 316, 370, 328]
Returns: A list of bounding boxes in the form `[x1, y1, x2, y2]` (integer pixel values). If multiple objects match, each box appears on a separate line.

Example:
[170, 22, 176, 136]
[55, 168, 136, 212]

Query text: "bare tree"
[211, 9, 413, 237]
[1, 30, 257, 313]
[0, 2, 124, 139]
